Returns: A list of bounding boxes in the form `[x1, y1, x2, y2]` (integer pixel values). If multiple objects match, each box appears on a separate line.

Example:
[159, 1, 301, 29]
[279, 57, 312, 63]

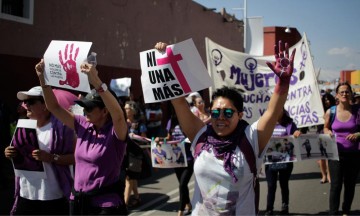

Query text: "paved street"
[129, 159, 360, 215]
[1, 153, 359, 215]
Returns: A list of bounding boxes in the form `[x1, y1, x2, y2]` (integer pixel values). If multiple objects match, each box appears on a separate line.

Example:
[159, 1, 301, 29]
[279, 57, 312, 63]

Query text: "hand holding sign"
[43, 40, 92, 93]
[140, 39, 212, 103]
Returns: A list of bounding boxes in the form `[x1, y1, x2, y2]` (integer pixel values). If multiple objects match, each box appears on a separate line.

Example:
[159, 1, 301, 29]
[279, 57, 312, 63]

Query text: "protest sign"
[140, 39, 212, 103]
[10, 119, 46, 178]
[44, 40, 92, 93]
[264, 134, 338, 164]
[206, 33, 324, 128]
[151, 140, 188, 168]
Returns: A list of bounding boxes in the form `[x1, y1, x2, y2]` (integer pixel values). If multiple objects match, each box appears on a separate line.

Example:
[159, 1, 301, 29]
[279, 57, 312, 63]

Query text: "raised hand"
[266, 40, 296, 80]
[154, 42, 168, 52]
[80, 62, 99, 87]
[35, 59, 45, 76]
[58, 43, 80, 88]
[266, 41, 296, 94]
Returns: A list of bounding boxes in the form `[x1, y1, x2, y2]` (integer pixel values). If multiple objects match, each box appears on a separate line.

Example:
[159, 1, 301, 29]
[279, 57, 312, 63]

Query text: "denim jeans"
[265, 163, 293, 211]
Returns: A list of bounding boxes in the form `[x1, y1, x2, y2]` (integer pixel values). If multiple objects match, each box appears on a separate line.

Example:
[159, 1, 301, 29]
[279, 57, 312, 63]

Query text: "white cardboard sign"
[140, 39, 212, 103]
[44, 40, 93, 93]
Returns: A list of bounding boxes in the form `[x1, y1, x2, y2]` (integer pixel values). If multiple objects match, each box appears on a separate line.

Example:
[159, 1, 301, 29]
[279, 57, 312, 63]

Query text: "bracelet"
[96, 83, 108, 93]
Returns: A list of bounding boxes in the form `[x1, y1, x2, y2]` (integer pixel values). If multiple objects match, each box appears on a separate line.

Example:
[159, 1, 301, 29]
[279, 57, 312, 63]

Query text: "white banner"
[44, 40, 93, 93]
[140, 39, 212, 103]
[246, 17, 264, 55]
[206, 34, 324, 128]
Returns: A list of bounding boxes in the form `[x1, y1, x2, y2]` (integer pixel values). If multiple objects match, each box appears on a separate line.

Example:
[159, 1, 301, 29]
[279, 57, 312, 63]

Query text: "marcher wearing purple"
[265, 109, 301, 215]
[35, 59, 128, 215]
[4, 86, 76, 215]
[166, 107, 194, 216]
[152, 143, 167, 164]
[324, 82, 360, 215]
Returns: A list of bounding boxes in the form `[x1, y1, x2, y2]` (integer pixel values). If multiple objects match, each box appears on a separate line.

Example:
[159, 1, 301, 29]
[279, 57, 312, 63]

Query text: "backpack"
[193, 125, 259, 214]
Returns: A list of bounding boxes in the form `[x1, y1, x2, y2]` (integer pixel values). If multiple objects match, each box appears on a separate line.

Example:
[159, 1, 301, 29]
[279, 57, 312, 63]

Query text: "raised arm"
[257, 41, 296, 154]
[35, 59, 75, 130]
[154, 42, 205, 141]
[80, 62, 128, 141]
[171, 97, 205, 141]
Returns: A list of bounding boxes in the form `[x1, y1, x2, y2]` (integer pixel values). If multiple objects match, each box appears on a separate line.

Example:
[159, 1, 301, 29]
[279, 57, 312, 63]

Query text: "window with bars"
[0, 0, 33, 24]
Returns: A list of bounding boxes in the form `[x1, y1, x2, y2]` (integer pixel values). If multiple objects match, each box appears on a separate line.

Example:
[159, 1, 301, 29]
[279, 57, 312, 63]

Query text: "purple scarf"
[196, 120, 249, 183]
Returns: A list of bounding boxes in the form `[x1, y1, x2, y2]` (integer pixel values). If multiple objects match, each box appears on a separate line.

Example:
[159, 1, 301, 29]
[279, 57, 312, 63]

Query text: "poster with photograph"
[10, 119, 46, 178]
[264, 134, 339, 164]
[264, 136, 298, 164]
[151, 140, 188, 168]
[298, 134, 338, 161]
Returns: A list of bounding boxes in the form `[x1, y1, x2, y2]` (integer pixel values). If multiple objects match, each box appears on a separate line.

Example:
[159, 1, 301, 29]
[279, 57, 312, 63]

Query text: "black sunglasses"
[210, 108, 237, 119]
[23, 98, 42, 106]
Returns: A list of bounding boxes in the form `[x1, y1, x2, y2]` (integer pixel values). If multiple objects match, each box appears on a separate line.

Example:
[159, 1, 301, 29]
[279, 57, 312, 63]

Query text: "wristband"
[96, 83, 108, 93]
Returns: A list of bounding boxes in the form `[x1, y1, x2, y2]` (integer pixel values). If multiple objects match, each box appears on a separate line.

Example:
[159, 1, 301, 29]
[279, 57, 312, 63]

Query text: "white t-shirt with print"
[20, 122, 63, 200]
[191, 120, 262, 216]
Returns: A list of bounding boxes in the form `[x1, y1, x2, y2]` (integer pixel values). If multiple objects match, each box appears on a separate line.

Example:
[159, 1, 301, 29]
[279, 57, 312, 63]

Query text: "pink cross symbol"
[156, 47, 191, 94]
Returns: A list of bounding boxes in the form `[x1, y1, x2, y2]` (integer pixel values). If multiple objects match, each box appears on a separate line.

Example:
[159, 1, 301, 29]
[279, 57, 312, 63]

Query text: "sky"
[193, 0, 360, 82]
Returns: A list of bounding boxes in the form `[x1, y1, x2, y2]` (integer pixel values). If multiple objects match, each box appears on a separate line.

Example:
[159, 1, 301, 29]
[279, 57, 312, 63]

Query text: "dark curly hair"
[210, 86, 244, 112]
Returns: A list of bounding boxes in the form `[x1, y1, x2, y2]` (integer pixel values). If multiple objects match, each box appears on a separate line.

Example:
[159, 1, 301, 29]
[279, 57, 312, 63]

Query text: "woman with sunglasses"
[323, 82, 360, 215]
[155, 41, 296, 215]
[35, 59, 128, 215]
[4, 86, 76, 215]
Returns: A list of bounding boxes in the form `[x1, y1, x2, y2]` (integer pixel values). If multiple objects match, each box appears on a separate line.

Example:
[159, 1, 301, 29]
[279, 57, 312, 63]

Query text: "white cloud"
[345, 63, 357, 70]
[327, 47, 357, 58]
[317, 67, 340, 82]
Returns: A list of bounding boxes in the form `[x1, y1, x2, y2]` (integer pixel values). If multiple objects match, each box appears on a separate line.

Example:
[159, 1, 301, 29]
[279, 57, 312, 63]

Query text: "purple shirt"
[72, 115, 126, 207]
[332, 114, 360, 152]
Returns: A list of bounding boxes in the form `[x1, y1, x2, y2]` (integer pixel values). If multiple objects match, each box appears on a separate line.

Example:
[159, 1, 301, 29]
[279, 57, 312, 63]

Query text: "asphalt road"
[1, 151, 359, 215]
[129, 159, 360, 216]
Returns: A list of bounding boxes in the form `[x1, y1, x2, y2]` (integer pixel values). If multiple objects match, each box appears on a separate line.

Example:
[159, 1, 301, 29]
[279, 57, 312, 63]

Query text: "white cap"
[189, 92, 201, 98]
[17, 86, 43, 100]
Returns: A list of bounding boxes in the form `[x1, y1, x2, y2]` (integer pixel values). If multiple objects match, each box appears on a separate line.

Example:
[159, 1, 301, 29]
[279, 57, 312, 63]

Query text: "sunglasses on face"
[338, 90, 350, 95]
[210, 108, 236, 119]
[23, 98, 42, 106]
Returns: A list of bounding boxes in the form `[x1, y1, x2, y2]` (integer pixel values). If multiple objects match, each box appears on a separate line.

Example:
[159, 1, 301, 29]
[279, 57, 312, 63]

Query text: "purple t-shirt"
[332, 114, 360, 152]
[72, 115, 126, 207]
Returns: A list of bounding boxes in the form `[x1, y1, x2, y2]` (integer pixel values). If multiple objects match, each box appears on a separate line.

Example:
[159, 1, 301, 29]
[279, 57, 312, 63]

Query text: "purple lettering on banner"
[300, 42, 308, 70]
[287, 85, 312, 100]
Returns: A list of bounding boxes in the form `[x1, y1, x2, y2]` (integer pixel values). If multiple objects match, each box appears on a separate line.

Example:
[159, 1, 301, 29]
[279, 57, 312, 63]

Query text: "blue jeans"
[328, 152, 360, 215]
[265, 163, 293, 211]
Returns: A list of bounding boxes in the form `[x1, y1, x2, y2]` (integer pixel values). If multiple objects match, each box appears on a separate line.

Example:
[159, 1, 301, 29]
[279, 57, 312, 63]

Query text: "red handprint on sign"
[59, 43, 80, 88]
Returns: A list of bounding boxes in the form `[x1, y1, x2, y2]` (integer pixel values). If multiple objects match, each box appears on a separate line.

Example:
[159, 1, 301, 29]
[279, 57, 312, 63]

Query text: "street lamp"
[285, 26, 291, 33]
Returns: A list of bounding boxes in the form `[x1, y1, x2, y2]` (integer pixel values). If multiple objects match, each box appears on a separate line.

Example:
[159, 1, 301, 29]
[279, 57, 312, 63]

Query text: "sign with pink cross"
[140, 39, 212, 103]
